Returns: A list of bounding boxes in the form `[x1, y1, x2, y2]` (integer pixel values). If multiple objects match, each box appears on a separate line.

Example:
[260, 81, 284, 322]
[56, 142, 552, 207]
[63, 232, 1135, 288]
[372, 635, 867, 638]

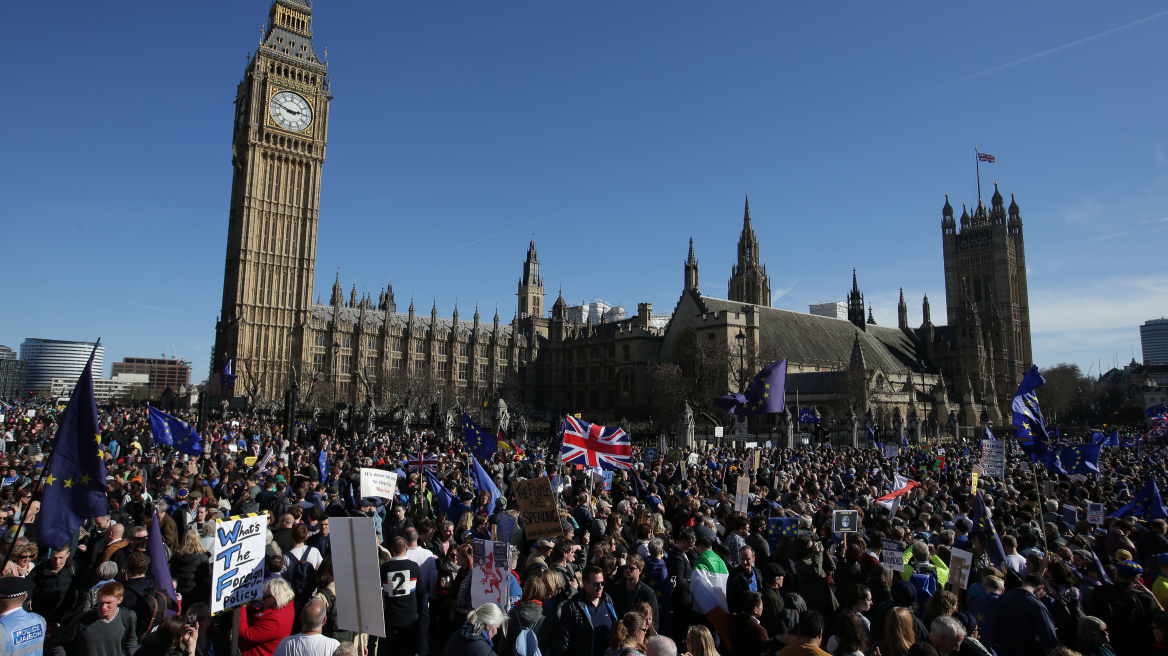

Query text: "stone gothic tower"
[728, 196, 771, 306]
[847, 270, 866, 331]
[214, 0, 329, 401]
[684, 238, 700, 293]
[941, 184, 1032, 414]
[517, 239, 545, 320]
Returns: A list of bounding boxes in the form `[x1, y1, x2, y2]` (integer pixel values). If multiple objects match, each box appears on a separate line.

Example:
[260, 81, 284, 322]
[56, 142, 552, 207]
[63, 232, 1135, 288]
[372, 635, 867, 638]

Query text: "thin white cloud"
[936, 10, 1168, 90]
[772, 279, 798, 301]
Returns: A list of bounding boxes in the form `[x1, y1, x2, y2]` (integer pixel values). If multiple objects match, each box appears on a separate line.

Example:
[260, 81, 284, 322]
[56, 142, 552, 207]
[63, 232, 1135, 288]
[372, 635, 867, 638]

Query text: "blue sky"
[3, 1, 1167, 381]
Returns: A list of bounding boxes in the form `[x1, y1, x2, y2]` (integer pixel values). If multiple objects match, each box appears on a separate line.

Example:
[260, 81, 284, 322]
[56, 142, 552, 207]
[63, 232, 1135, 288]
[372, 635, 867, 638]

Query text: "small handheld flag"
[461, 413, 499, 460]
[220, 360, 237, 388]
[714, 359, 787, 417]
[148, 406, 203, 456]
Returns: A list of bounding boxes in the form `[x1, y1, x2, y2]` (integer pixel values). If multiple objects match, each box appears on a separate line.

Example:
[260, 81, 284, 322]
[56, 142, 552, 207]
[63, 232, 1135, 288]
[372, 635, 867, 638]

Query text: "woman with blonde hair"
[169, 529, 211, 603]
[685, 625, 719, 656]
[631, 601, 657, 639]
[238, 578, 295, 656]
[605, 611, 649, 656]
[1, 543, 36, 577]
[878, 607, 917, 656]
[455, 510, 475, 543]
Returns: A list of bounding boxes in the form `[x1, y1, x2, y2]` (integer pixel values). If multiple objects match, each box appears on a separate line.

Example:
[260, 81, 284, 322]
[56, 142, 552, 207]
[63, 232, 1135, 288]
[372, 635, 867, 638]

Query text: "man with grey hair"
[645, 635, 677, 656]
[927, 616, 966, 655]
[273, 598, 339, 656]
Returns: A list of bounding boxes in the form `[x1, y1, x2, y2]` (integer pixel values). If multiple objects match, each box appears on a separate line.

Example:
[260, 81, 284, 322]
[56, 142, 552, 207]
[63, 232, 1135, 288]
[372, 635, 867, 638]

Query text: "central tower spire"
[727, 195, 772, 306]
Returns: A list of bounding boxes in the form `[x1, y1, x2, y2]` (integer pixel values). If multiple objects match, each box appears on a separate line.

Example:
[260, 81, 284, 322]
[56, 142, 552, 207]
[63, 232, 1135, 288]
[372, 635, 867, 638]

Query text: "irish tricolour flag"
[691, 549, 732, 649]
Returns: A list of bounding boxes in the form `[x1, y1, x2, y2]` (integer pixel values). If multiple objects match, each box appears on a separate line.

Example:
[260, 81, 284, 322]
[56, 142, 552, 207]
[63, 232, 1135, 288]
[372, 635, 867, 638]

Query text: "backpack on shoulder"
[513, 613, 543, 656]
[284, 548, 316, 595]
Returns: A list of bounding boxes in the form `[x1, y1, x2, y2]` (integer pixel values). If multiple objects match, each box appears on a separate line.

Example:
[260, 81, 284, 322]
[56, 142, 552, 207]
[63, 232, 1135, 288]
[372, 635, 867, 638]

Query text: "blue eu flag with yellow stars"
[461, 412, 498, 460]
[970, 491, 1006, 567]
[1058, 443, 1101, 476]
[714, 358, 787, 417]
[766, 517, 799, 553]
[41, 342, 109, 550]
[148, 406, 204, 456]
[1109, 478, 1168, 520]
[1012, 365, 1049, 457]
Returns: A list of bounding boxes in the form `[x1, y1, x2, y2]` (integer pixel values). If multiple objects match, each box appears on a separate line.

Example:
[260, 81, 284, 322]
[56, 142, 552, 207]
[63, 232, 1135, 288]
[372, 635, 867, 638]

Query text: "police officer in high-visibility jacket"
[0, 576, 47, 656]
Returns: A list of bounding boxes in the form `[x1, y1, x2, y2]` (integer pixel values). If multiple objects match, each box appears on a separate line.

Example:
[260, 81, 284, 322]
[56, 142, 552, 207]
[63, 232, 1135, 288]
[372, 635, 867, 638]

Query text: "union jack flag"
[560, 416, 631, 471]
[977, 152, 995, 163]
[407, 452, 439, 472]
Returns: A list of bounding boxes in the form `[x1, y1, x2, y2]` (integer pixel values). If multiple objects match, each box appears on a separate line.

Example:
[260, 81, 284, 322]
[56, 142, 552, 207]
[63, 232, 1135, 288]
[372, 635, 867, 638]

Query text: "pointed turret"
[991, 181, 1004, 208]
[847, 269, 866, 331]
[452, 303, 459, 325]
[743, 195, 753, 233]
[867, 304, 876, 325]
[898, 288, 908, 330]
[684, 238, 700, 293]
[408, 295, 415, 320]
[330, 271, 343, 306]
[349, 284, 357, 308]
[551, 289, 567, 320]
[849, 332, 867, 370]
[728, 195, 771, 305]
[943, 193, 953, 218]
[960, 203, 970, 229]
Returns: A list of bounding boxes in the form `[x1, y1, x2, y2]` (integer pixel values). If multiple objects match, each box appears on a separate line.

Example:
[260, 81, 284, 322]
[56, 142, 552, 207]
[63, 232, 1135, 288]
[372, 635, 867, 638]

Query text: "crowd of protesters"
[1, 399, 1168, 656]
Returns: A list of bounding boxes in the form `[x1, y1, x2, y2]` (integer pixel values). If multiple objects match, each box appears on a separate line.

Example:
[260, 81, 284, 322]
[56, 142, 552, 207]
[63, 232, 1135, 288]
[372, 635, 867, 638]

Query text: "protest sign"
[1087, 502, 1104, 525]
[330, 517, 385, 638]
[752, 449, 761, 471]
[833, 510, 859, 533]
[470, 540, 510, 610]
[668, 448, 685, 462]
[881, 539, 904, 572]
[883, 443, 899, 459]
[714, 427, 724, 438]
[981, 440, 1005, 477]
[255, 447, 274, 471]
[949, 547, 974, 589]
[360, 468, 398, 500]
[243, 456, 257, 467]
[644, 447, 659, 462]
[970, 472, 979, 491]
[514, 477, 563, 540]
[211, 513, 267, 613]
[496, 514, 518, 543]
[1044, 480, 1057, 497]
[734, 476, 750, 513]
[603, 471, 613, 491]
[1062, 505, 1078, 526]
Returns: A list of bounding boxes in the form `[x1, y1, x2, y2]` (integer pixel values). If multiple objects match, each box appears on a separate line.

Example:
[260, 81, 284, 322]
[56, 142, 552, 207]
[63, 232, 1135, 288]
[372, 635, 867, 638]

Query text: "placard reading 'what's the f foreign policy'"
[211, 513, 267, 613]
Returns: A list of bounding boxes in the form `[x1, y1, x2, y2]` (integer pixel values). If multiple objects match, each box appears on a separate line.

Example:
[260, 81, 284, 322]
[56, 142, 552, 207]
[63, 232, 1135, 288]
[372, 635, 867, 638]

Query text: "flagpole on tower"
[975, 147, 982, 202]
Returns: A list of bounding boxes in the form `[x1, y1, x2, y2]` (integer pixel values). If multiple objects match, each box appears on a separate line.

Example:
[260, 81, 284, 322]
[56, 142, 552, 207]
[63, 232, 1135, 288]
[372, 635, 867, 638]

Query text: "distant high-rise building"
[20, 339, 103, 396]
[1142, 318, 1168, 366]
[0, 346, 26, 400]
[111, 357, 192, 396]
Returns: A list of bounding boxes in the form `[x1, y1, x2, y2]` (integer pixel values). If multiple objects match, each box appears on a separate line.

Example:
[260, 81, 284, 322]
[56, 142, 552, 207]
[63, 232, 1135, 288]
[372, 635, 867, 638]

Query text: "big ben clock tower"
[213, 0, 329, 402]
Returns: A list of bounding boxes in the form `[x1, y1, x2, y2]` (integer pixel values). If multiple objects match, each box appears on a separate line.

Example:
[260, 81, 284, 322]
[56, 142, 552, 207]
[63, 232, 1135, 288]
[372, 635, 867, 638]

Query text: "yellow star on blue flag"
[766, 517, 799, 553]
[461, 412, 498, 460]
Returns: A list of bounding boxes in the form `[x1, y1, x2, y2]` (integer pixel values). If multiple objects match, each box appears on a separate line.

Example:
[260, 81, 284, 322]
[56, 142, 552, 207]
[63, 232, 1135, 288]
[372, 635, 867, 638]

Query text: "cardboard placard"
[752, 449, 761, 471]
[1087, 502, 1104, 525]
[243, 456, 257, 467]
[330, 517, 385, 637]
[832, 510, 859, 533]
[884, 443, 899, 459]
[881, 539, 904, 572]
[734, 476, 750, 513]
[1044, 480, 1057, 497]
[360, 468, 399, 500]
[949, 547, 974, 589]
[970, 472, 979, 491]
[514, 477, 563, 540]
[211, 513, 268, 613]
[714, 427, 724, 438]
[981, 439, 1006, 477]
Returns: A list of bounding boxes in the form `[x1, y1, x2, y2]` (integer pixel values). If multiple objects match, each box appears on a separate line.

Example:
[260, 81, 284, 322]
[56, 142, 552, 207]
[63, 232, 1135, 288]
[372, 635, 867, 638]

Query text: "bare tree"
[648, 333, 733, 427]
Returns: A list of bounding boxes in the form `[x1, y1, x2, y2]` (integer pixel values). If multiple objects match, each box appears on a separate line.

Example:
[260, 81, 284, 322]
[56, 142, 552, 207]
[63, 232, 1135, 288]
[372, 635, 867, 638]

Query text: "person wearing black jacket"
[667, 529, 695, 643]
[557, 565, 620, 656]
[610, 554, 660, 633]
[728, 545, 764, 615]
[380, 537, 424, 656]
[1087, 560, 1160, 656]
[30, 546, 87, 627]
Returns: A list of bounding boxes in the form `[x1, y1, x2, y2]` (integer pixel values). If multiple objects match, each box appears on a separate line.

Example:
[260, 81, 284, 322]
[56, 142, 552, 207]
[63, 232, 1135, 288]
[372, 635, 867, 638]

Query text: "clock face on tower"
[269, 91, 312, 132]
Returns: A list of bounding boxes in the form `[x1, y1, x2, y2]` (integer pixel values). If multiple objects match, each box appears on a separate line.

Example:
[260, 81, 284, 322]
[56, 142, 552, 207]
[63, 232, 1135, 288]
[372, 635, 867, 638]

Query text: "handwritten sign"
[734, 476, 750, 513]
[211, 513, 268, 613]
[644, 448, 659, 462]
[1087, 502, 1104, 525]
[881, 539, 904, 572]
[470, 539, 509, 610]
[883, 444, 899, 459]
[981, 440, 1005, 477]
[514, 477, 563, 540]
[243, 456, 257, 467]
[360, 468, 399, 500]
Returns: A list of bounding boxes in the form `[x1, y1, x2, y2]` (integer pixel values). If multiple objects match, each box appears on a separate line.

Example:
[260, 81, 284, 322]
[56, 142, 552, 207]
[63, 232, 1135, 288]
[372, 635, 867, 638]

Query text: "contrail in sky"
[936, 9, 1168, 90]
[458, 189, 635, 248]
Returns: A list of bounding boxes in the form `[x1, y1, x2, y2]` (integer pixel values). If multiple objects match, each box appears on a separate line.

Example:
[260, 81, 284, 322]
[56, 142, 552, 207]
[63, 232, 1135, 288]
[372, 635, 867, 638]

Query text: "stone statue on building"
[493, 398, 510, 435]
[892, 407, 905, 449]
[401, 408, 412, 436]
[446, 408, 458, 441]
[843, 408, 857, 449]
[515, 415, 528, 443]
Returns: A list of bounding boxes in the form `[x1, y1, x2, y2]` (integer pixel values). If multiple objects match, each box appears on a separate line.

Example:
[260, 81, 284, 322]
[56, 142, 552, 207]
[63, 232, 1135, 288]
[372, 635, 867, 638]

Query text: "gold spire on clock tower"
[214, 0, 330, 402]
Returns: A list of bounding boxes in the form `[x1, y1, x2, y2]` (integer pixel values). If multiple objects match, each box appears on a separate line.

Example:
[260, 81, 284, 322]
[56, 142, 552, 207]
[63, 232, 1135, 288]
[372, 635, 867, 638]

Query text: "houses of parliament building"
[211, 0, 1034, 432]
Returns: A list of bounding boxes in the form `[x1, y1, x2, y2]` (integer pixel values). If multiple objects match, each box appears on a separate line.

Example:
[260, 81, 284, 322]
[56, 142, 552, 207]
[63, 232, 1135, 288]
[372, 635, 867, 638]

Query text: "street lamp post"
[333, 340, 341, 432]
